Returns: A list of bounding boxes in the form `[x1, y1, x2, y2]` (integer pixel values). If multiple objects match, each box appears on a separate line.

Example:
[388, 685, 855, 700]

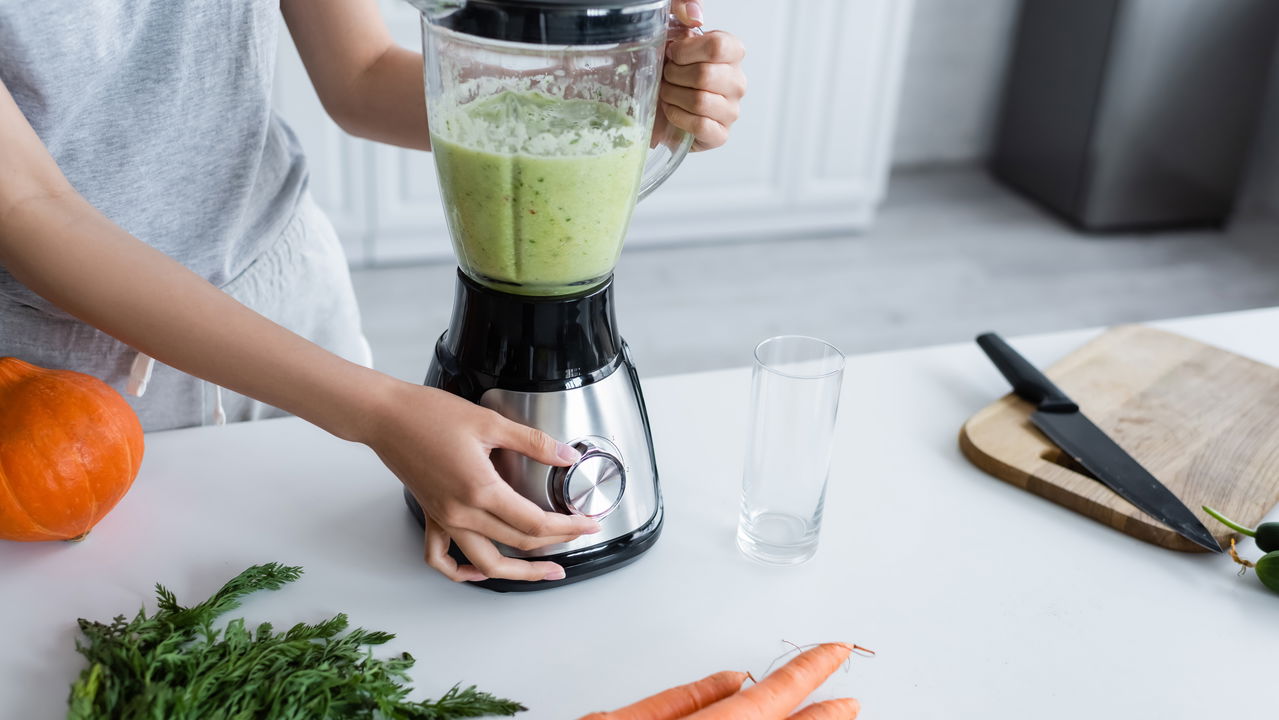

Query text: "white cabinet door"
[273, 0, 914, 265]
[630, 0, 914, 245]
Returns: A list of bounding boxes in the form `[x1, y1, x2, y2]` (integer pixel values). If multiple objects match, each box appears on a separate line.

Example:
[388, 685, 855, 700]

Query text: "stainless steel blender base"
[481, 358, 660, 558]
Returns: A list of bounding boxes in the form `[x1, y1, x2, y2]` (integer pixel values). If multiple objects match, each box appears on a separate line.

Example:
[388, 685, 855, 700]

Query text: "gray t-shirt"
[0, 0, 307, 318]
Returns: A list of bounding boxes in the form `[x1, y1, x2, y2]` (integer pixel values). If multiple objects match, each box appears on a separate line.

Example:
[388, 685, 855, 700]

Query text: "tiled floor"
[352, 166, 1279, 383]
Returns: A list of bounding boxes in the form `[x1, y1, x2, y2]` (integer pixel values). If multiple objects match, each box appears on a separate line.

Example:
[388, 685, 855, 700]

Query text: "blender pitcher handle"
[637, 17, 701, 202]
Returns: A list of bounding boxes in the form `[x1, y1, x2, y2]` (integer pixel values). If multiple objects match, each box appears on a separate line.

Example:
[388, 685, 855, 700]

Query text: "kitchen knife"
[975, 332, 1222, 553]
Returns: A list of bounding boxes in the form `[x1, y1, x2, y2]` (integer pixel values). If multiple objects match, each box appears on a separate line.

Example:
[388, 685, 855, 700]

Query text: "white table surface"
[5, 308, 1279, 719]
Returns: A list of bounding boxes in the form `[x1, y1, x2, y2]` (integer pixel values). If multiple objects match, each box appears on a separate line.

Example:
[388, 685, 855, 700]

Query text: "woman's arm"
[0, 78, 597, 582]
[281, 0, 746, 152]
[281, 0, 430, 150]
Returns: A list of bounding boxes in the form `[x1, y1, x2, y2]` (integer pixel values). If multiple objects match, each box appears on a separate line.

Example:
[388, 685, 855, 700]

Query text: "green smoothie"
[431, 90, 647, 296]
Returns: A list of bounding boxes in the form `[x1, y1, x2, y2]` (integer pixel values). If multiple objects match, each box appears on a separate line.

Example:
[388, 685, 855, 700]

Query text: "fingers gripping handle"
[637, 16, 702, 201]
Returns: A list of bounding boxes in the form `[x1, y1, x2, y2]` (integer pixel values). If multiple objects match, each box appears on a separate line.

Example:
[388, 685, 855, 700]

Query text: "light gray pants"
[0, 192, 372, 432]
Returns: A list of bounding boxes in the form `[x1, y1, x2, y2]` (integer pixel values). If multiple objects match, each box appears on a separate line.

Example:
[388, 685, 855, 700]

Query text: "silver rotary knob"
[550, 437, 626, 519]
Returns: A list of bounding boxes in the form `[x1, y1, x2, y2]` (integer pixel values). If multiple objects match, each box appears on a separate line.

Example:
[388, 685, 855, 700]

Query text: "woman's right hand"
[360, 379, 601, 583]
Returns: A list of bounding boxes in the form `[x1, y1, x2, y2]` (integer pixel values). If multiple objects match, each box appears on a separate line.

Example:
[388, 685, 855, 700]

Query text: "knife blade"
[976, 332, 1222, 553]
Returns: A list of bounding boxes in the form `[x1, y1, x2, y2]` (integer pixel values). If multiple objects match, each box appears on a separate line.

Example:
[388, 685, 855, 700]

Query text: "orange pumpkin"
[0, 357, 144, 541]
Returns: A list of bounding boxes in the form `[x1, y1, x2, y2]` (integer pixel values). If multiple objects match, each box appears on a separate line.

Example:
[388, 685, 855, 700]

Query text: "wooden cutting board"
[959, 325, 1279, 552]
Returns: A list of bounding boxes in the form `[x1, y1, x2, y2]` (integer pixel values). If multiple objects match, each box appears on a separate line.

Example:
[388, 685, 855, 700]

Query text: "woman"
[0, 0, 746, 583]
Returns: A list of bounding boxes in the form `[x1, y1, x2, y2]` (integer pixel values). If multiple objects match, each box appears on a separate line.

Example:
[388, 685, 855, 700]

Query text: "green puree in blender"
[431, 90, 647, 296]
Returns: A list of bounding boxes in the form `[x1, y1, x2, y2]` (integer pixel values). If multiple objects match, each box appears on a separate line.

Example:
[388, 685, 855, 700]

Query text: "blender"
[404, 0, 694, 591]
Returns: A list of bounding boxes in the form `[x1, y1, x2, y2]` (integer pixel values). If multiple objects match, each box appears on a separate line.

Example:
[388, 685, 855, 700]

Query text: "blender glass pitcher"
[415, 0, 693, 296]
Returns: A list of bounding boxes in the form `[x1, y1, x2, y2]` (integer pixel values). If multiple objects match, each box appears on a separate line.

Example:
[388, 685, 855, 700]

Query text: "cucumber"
[1204, 506, 1279, 595]
[1257, 552, 1279, 594]
[1256, 524, 1279, 554]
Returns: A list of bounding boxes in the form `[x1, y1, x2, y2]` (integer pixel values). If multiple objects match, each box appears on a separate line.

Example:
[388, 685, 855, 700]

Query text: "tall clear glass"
[416, 0, 692, 296]
[737, 336, 846, 565]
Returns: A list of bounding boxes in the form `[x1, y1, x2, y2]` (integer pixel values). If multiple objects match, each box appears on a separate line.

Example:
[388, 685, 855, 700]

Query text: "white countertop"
[5, 308, 1279, 718]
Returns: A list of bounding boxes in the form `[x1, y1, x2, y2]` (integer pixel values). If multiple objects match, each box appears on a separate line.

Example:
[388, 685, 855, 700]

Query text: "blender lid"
[423, 0, 669, 46]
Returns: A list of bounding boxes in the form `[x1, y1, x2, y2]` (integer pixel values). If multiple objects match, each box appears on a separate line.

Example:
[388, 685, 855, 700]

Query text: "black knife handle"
[975, 332, 1078, 413]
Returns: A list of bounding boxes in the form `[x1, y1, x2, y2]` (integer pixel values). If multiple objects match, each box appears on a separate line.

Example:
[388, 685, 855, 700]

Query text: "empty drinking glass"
[736, 336, 845, 565]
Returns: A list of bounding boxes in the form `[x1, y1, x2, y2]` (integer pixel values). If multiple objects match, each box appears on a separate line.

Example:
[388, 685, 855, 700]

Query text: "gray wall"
[892, 0, 1021, 166]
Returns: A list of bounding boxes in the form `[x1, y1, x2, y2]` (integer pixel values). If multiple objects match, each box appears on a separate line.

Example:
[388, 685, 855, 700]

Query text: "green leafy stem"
[1202, 505, 1256, 537]
[67, 562, 525, 720]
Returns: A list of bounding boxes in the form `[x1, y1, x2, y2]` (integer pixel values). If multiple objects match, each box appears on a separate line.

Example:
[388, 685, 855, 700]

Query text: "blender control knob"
[551, 438, 626, 519]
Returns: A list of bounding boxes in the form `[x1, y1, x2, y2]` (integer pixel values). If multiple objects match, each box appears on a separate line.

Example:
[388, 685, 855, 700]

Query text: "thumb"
[497, 418, 581, 467]
[672, 0, 704, 28]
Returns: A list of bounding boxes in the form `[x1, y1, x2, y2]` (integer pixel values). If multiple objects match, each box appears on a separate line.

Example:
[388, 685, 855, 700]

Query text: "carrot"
[577, 670, 750, 720]
[785, 698, 861, 719]
[681, 643, 854, 720]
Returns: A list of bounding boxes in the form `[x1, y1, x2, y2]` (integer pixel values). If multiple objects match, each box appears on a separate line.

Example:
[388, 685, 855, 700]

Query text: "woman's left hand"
[661, 1, 747, 151]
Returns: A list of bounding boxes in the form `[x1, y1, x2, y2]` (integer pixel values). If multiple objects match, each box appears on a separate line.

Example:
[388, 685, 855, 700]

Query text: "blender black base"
[403, 488, 663, 592]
